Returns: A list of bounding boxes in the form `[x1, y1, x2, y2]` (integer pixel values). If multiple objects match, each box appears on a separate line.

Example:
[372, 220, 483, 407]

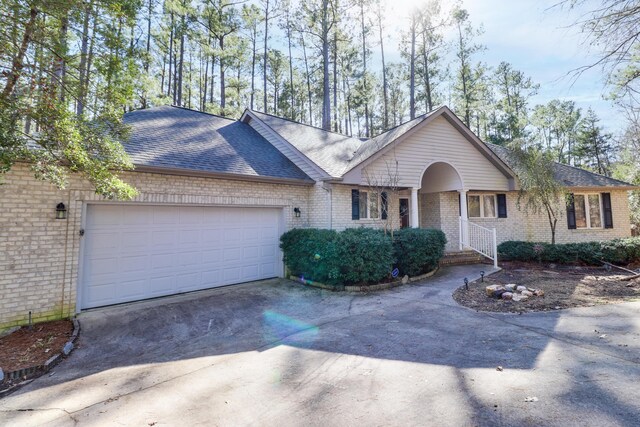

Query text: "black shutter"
[381, 192, 388, 220]
[351, 189, 360, 220]
[602, 192, 613, 228]
[458, 193, 461, 216]
[567, 193, 576, 229]
[497, 194, 507, 218]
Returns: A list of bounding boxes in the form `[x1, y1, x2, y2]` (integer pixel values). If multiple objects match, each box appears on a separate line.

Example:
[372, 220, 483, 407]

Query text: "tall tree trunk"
[421, 31, 432, 112]
[378, 6, 388, 130]
[176, 15, 185, 106]
[76, 2, 92, 116]
[301, 35, 313, 126]
[53, 12, 69, 102]
[142, 0, 153, 108]
[456, 20, 470, 126]
[409, 14, 416, 120]
[286, 15, 295, 120]
[321, 0, 331, 130]
[333, 30, 338, 132]
[210, 53, 215, 104]
[263, 0, 269, 112]
[360, 1, 369, 137]
[3, 8, 38, 99]
[219, 36, 225, 112]
[250, 27, 256, 110]
[167, 12, 174, 98]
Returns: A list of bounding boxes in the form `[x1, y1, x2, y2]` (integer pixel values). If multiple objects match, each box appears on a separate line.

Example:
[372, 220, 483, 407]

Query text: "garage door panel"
[86, 205, 122, 227]
[118, 279, 147, 299]
[82, 205, 282, 309]
[149, 276, 174, 295]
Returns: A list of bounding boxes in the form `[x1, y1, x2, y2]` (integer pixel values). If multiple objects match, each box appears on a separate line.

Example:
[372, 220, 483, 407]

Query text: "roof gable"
[245, 110, 364, 178]
[123, 106, 312, 182]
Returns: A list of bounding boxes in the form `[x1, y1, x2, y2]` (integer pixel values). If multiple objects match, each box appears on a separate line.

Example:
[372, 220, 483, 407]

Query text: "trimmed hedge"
[280, 227, 447, 286]
[497, 237, 640, 265]
[393, 228, 447, 276]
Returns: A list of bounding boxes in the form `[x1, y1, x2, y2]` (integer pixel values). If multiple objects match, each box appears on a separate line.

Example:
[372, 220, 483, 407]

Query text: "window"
[358, 191, 380, 219]
[574, 193, 603, 229]
[467, 194, 497, 218]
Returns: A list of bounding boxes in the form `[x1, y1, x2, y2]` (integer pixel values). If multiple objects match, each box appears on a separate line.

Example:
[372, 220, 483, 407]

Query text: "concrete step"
[439, 251, 487, 266]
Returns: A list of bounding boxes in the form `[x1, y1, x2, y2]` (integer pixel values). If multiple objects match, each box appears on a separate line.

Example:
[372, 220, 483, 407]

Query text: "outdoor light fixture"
[293, 207, 301, 218]
[464, 277, 469, 291]
[480, 271, 485, 282]
[56, 202, 67, 220]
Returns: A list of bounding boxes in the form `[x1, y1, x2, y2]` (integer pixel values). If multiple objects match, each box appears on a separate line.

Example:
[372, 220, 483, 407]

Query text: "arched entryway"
[417, 162, 465, 252]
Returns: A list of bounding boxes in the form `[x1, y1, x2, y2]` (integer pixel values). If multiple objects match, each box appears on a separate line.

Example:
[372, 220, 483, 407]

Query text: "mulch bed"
[453, 262, 640, 313]
[0, 320, 73, 373]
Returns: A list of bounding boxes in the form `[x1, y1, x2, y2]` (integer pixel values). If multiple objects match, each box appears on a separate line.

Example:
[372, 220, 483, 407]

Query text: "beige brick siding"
[0, 163, 310, 330]
[468, 190, 632, 244]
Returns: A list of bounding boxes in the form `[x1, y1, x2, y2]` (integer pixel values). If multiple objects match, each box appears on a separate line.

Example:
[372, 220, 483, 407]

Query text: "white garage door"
[80, 204, 283, 309]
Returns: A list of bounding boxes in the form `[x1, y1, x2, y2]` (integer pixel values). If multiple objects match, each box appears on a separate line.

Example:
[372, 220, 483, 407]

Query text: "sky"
[379, 0, 622, 132]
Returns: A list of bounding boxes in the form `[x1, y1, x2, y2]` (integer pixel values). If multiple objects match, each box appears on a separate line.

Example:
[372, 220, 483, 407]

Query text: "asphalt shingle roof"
[249, 110, 364, 177]
[487, 142, 636, 188]
[123, 106, 311, 181]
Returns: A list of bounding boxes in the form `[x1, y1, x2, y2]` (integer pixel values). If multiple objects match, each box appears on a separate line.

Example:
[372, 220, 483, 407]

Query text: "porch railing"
[459, 217, 498, 268]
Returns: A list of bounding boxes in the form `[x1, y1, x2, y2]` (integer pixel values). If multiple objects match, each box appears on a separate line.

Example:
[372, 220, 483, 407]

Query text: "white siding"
[350, 116, 511, 191]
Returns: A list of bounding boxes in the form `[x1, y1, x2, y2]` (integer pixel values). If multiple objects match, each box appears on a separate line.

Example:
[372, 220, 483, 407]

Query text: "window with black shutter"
[497, 194, 507, 218]
[381, 192, 388, 220]
[566, 193, 576, 229]
[602, 192, 613, 228]
[351, 189, 360, 220]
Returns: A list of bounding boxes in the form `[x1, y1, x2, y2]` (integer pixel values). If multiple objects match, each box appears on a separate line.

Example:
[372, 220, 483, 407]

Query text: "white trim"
[418, 160, 465, 192]
[573, 192, 604, 230]
[75, 201, 88, 314]
[467, 193, 497, 219]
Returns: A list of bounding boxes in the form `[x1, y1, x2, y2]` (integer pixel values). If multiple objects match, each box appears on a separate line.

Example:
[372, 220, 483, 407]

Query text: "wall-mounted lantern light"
[56, 202, 67, 220]
[293, 207, 301, 218]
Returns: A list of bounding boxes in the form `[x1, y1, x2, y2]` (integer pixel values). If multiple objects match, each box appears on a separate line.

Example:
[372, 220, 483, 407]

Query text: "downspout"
[322, 182, 333, 229]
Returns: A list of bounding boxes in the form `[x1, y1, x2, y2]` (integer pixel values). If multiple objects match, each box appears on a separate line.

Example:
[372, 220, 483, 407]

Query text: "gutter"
[133, 165, 315, 186]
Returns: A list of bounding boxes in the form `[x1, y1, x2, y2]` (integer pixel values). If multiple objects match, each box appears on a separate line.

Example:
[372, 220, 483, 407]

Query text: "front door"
[399, 198, 410, 228]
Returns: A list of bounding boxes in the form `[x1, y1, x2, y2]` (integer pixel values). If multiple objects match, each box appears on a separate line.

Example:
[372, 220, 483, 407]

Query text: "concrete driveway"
[2, 265, 640, 426]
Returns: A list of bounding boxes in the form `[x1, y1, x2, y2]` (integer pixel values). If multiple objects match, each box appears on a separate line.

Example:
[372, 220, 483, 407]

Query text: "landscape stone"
[534, 289, 545, 297]
[505, 284, 516, 292]
[486, 285, 506, 297]
[502, 292, 513, 300]
[62, 342, 74, 356]
[521, 290, 534, 297]
[401, 275, 409, 285]
[516, 285, 528, 292]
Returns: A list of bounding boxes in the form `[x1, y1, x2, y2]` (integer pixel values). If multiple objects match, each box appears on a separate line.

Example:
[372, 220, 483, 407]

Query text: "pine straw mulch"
[453, 261, 640, 313]
[0, 320, 73, 374]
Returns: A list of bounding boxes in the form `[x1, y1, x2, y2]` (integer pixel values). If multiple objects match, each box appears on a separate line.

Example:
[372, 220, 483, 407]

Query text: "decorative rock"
[516, 285, 528, 292]
[401, 275, 409, 285]
[521, 290, 534, 297]
[62, 341, 74, 356]
[486, 285, 506, 297]
[534, 289, 545, 297]
[527, 287, 537, 292]
[502, 292, 513, 300]
[504, 284, 516, 292]
[512, 294, 529, 302]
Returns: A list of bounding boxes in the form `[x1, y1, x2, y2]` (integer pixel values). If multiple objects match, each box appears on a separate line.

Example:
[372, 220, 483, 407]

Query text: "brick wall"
[0, 163, 310, 330]
[467, 190, 632, 244]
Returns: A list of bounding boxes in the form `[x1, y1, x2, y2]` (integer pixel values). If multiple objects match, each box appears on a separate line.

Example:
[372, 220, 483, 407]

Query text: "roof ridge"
[128, 105, 238, 122]
[249, 109, 360, 139]
[368, 106, 443, 140]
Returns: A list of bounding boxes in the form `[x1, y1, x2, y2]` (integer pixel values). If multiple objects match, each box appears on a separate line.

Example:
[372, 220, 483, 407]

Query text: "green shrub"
[497, 237, 640, 265]
[334, 228, 394, 284]
[392, 228, 447, 276]
[280, 227, 394, 285]
[280, 228, 339, 283]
